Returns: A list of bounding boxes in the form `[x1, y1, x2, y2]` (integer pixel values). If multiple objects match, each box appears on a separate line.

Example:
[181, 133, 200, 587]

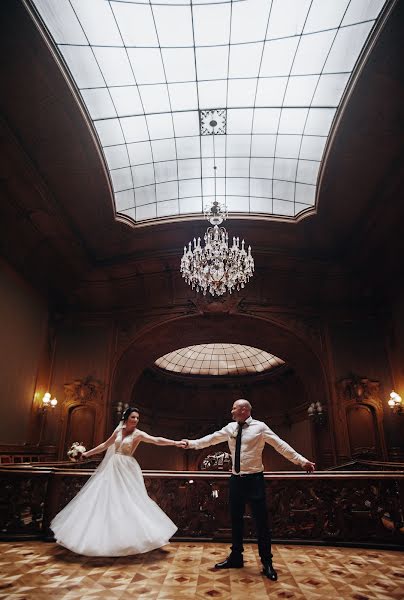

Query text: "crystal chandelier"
[180, 125, 254, 296]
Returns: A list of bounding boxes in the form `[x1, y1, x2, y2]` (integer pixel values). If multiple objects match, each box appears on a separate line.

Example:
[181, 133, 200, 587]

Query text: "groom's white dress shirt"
[188, 416, 307, 475]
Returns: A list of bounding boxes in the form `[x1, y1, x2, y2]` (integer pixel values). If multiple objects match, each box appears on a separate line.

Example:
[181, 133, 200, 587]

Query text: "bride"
[51, 406, 185, 556]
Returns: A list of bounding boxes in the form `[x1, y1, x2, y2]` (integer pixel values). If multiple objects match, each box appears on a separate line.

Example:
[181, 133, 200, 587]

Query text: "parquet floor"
[0, 541, 403, 600]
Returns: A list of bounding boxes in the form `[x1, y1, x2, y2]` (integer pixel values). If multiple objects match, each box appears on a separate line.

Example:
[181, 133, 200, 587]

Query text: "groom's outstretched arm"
[183, 426, 229, 450]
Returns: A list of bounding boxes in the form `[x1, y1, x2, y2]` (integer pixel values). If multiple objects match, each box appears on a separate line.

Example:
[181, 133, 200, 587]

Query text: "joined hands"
[175, 440, 189, 448]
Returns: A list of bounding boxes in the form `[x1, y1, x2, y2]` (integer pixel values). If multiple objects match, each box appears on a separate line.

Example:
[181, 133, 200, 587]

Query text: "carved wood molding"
[336, 374, 382, 408]
[63, 377, 104, 405]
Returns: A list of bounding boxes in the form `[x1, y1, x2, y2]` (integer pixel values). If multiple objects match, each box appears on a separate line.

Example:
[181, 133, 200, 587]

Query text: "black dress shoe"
[215, 556, 244, 569]
[262, 563, 278, 581]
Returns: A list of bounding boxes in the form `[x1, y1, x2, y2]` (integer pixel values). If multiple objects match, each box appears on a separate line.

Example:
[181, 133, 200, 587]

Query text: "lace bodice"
[115, 430, 136, 456]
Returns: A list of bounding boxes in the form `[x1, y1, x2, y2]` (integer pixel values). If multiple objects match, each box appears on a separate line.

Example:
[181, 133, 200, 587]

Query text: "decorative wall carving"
[337, 374, 381, 405]
[64, 377, 104, 405]
[189, 294, 243, 315]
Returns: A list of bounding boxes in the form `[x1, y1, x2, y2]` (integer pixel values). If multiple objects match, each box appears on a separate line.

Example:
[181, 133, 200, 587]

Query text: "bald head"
[235, 399, 251, 412]
[231, 399, 252, 423]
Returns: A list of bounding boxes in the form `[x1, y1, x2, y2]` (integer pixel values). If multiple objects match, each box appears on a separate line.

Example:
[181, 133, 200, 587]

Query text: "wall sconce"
[115, 401, 129, 421]
[308, 401, 325, 425]
[37, 392, 57, 446]
[41, 392, 57, 411]
[388, 391, 402, 415]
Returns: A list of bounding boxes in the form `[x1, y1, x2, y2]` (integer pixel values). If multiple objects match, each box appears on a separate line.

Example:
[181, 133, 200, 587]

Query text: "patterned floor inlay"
[0, 541, 403, 600]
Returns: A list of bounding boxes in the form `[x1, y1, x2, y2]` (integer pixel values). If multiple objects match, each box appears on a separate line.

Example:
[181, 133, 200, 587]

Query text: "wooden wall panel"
[42, 321, 113, 448]
[0, 260, 47, 444]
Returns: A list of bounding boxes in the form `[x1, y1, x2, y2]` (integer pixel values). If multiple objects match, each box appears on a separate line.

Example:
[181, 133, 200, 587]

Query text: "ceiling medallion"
[181, 110, 254, 297]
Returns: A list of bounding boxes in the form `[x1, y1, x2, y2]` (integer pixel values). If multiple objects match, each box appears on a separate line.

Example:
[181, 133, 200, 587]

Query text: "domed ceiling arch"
[155, 342, 285, 375]
[29, 0, 390, 224]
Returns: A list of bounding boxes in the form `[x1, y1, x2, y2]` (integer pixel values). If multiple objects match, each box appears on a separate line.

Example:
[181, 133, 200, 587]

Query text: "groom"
[182, 399, 315, 581]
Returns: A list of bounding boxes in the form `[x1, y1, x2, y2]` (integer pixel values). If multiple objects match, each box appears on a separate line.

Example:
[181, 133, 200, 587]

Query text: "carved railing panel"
[0, 472, 49, 537]
[0, 467, 403, 548]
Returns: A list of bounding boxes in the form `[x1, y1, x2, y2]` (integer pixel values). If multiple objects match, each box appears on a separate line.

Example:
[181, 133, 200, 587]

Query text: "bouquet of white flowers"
[67, 442, 86, 462]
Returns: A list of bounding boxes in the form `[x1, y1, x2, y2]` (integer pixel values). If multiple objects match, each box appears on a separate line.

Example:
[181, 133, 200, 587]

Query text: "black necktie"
[234, 422, 243, 473]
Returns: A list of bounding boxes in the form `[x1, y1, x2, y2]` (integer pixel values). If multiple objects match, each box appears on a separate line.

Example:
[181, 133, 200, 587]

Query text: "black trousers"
[229, 472, 272, 564]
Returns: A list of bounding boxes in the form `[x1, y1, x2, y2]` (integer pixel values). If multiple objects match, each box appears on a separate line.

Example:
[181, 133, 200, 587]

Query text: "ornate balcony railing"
[0, 463, 403, 549]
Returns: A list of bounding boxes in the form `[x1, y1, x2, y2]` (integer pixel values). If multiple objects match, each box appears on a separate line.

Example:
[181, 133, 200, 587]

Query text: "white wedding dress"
[51, 429, 177, 556]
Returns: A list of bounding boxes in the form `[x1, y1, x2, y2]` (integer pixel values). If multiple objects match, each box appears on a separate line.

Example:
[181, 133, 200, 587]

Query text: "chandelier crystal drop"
[180, 191, 254, 297]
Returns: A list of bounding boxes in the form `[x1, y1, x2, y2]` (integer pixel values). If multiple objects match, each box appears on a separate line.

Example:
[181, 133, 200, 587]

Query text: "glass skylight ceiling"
[31, 0, 387, 223]
[155, 343, 284, 375]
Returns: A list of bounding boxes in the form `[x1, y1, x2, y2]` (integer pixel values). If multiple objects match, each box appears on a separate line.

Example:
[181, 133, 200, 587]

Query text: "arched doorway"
[110, 312, 332, 468]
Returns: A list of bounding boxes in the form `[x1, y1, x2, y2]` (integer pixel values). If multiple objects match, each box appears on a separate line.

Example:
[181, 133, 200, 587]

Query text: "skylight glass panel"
[128, 49, 165, 85]
[260, 38, 300, 77]
[81, 88, 116, 120]
[179, 197, 203, 214]
[284, 75, 319, 107]
[266, 0, 310, 39]
[179, 179, 201, 197]
[303, 0, 350, 34]
[138, 85, 171, 113]
[296, 183, 316, 205]
[136, 203, 157, 221]
[324, 22, 374, 72]
[275, 135, 302, 159]
[231, 0, 269, 44]
[31, 0, 388, 222]
[297, 160, 320, 185]
[104, 145, 129, 171]
[154, 161, 177, 184]
[192, 3, 231, 46]
[133, 164, 155, 187]
[291, 30, 336, 76]
[60, 46, 104, 88]
[115, 189, 135, 212]
[128, 141, 153, 166]
[94, 48, 135, 87]
[146, 113, 174, 140]
[120, 115, 149, 144]
[153, 5, 194, 47]
[196, 46, 229, 80]
[135, 185, 156, 206]
[157, 199, 179, 218]
[173, 112, 199, 137]
[253, 109, 281, 134]
[273, 199, 294, 216]
[71, 0, 121, 46]
[95, 119, 124, 146]
[111, 167, 133, 193]
[168, 82, 198, 112]
[229, 42, 263, 79]
[227, 79, 257, 108]
[342, 0, 386, 26]
[110, 86, 144, 118]
[250, 158, 274, 179]
[112, 3, 158, 47]
[178, 159, 201, 180]
[34, 0, 86, 44]
[162, 48, 195, 83]
[197, 80, 227, 109]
